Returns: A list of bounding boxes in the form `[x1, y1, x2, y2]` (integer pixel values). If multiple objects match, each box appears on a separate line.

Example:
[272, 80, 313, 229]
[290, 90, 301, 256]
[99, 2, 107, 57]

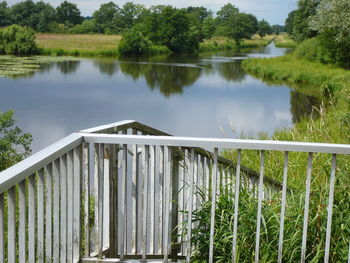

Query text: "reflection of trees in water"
[119, 62, 201, 97]
[290, 90, 321, 123]
[217, 61, 245, 82]
[93, 60, 119, 76]
[56, 61, 80, 74]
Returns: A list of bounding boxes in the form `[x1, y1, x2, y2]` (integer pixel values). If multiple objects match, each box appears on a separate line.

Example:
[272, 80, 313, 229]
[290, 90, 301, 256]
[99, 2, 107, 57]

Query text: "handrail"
[81, 133, 350, 154]
[0, 133, 83, 194]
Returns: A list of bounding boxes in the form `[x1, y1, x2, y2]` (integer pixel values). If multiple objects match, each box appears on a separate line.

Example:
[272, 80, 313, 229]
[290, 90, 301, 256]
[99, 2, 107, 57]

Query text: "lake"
[0, 43, 319, 152]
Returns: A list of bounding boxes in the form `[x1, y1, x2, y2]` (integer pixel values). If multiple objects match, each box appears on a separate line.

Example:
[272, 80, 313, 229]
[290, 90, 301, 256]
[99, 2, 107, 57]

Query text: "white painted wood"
[80, 120, 136, 133]
[132, 129, 138, 254]
[73, 146, 82, 262]
[255, 151, 265, 263]
[60, 154, 68, 263]
[45, 164, 53, 262]
[0, 133, 82, 194]
[142, 145, 150, 260]
[98, 144, 105, 258]
[324, 154, 337, 263]
[83, 144, 90, 257]
[67, 150, 74, 263]
[38, 168, 45, 263]
[53, 159, 60, 263]
[0, 193, 3, 263]
[8, 186, 16, 263]
[103, 148, 110, 251]
[82, 133, 350, 155]
[178, 149, 184, 253]
[163, 146, 172, 263]
[92, 144, 99, 255]
[209, 148, 218, 263]
[154, 146, 161, 255]
[186, 148, 195, 263]
[301, 152, 313, 263]
[232, 149, 241, 263]
[158, 146, 164, 255]
[193, 153, 198, 212]
[204, 157, 209, 201]
[149, 145, 156, 254]
[19, 180, 27, 263]
[278, 152, 289, 263]
[29, 174, 36, 263]
[119, 142, 127, 260]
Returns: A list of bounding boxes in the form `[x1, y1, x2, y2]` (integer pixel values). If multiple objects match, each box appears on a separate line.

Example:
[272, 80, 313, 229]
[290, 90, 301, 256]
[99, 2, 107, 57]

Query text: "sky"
[7, 0, 298, 25]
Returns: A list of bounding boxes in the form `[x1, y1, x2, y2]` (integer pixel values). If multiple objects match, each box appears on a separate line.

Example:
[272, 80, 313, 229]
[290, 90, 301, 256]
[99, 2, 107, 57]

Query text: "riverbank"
[238, 54, 350, 189]
[36, 33, 276, 57]
[273, 33, 297, 48]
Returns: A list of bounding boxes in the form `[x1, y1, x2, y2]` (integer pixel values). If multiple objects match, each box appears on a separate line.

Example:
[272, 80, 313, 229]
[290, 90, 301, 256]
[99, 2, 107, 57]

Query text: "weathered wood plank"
[73, 146, 82, 262]
[37, 168, 45, 263]
[60, 154, 68, 263]
[45, 164, 53, 262]
[29, 173, 36, 263]
[19, 179, 27, 263]
[8, 186, 16, 263]
[83, 143, 90, 257]
[0, 193, 3, 263]
[53, 159, 61, 263]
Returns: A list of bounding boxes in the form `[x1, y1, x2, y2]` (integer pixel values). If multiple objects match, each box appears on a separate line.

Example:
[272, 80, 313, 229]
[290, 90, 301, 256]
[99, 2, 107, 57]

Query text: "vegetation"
[0, 25, 37, 55]
[274, 34, 297, 48]
[0, 110, 32, 171]
[257, 19, 272, 39]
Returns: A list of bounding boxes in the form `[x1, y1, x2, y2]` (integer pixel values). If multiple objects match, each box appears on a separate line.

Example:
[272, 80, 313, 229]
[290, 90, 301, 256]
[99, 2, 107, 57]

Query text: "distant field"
[36, 34, 122, 52]
[274, 33, 297, 48]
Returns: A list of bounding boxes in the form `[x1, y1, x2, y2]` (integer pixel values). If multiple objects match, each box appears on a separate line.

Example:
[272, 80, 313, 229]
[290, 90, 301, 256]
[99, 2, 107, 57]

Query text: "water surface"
[0, 43, 319, 152]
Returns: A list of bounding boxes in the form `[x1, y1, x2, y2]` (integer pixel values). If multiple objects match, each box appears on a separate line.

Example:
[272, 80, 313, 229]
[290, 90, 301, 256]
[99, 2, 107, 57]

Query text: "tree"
[0, 110, 32, 172]
[118, 24, 151, 55]
[0, 1, 11, 27]
[285, 10, 296, 35]
[292, 0, 320, 42]
[0, 25, 37, 55]
[185, 7, 212, 41]
[271, 24, 284, 34]
[257, 19, 272, 38]
[113, 2, 148, 32]
[216, 3, 239, 24]
[93, 2, 120, 33]
[56, 1, 83, 26]
[309, 0, 350, 68]
[202, 17, 217, 39]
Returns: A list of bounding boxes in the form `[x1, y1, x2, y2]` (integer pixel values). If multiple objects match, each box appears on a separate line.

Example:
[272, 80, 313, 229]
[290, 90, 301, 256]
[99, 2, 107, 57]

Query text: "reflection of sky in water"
[0, 44, 295, 152]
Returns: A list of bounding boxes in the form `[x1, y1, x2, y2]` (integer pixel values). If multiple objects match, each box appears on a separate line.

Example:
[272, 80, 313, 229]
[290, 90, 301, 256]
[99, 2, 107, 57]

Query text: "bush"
[118, 25, 152, 56]
[294, 38, 332, 64]
[0, 25, 37, 55]
[68, 20, 99, 34]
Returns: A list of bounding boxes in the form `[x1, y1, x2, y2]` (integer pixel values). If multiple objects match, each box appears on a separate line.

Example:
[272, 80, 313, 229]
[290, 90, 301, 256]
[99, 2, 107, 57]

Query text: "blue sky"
[7, 0, 298, 25]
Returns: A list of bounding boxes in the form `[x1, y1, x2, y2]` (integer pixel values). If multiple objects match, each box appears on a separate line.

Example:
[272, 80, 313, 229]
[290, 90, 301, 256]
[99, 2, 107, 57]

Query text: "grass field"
[274, 33, 297, 48]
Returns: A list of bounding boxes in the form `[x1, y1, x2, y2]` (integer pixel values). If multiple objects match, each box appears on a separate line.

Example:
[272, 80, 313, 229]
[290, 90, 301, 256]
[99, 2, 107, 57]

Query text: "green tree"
[56, 1, 83, 26]
[93, 2, 120, 33]
[0, 25, 37, 55]
[118, 24, 151, 55]
[271, 24, 284, 34]
[114, 2, 148, 32]
[257, 19, 271, 38]
[0, 110, 32, 172]
[292, 0, 320, 42]
[285, 10, 296, 35]
[202, 16, 217, 39]
[68, 20, 99, 34]
[216, 3, 239, 24]
[309, 0, 350, 68]
[0, 1, 11, 27]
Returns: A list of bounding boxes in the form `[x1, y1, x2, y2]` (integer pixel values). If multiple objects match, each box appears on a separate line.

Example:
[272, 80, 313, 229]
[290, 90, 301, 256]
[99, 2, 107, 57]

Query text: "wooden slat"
[73, 146, 82, 262]
[37, 168, 45, 263]
[98, 144, 105, 258]
[231, 149, 241, 263]
[19, 180, 27, 263]
[60, 154, 68, 263]
[277, 152, 289, 263]
[204, 157, 210, 201]
[109, 143, 118, 257]
[67, 150, 74, 263]
[29, 173, 36, 263]
[324, 154, 337, 263]
[45, 164, 53, 262]
[163, 146, 172, 262]
[301, 152, 313, 263]
[186, 148, 195, 263]
[8, 186, 16, 263]
[53, 159, 61, 263]
[83, 144, 90, 257]
[178, 149, 185, 254]
[154, 146, 161, 255]
[142, 145, 150, 260]
[119, 142, 127, 260]
[149, 145, 156, 254]
[255, 151, 265, 263]
[0, 193, 4, 263]
[136, 144, 145, 255]
[208, 148, 218, 263]
[132, 129, 138, 254]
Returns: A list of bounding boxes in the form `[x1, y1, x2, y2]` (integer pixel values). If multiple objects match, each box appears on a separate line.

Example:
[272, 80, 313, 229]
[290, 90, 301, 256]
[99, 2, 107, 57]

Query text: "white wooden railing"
[0, 120, 349, 263]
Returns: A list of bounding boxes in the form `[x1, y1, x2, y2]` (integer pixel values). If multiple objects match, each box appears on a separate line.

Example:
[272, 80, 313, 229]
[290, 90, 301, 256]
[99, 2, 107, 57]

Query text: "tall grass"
[274, 34, 297, 48]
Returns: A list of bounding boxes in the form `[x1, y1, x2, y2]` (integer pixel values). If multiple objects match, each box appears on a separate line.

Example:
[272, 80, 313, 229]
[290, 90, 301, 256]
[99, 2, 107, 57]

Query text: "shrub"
[0, 25, 37, 55]
[118, 25, 152, 56]
[294, 38, 332, 64]
[67, 20, 99, 34]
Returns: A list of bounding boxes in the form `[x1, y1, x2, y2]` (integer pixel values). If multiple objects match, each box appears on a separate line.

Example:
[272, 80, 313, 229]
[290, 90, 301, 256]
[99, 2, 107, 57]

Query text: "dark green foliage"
[284, 10, 296, 35]
[292, 0, 319, 42]
[0, 110, 32, 172]
[56, 1, 83, 26]
[10, 0, 56, 32]
[93, 2, 120, 34]
[68, 20, 99, 34]
[202, 17, 216, 39]
[294, 38, 332, 64]
[114, 2, 148, 33]
[0, 1, 11, 27]
[118, 24, 151, 55]
[0, 25, 37, 55]
[271, 24, 284, 35]
[258, 19, 272, 39]
[185, 6, 212, 41]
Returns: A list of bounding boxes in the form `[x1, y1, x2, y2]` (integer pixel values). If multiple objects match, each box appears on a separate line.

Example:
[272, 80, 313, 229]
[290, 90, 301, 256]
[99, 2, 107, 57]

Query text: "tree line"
[285, 0, 349, 68]
[0, 1, 284, 54]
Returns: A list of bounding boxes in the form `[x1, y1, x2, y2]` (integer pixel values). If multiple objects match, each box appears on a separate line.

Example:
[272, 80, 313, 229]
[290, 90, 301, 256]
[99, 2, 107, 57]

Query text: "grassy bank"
[274, 33, 297, 48]
[199, 34, 275, 52]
